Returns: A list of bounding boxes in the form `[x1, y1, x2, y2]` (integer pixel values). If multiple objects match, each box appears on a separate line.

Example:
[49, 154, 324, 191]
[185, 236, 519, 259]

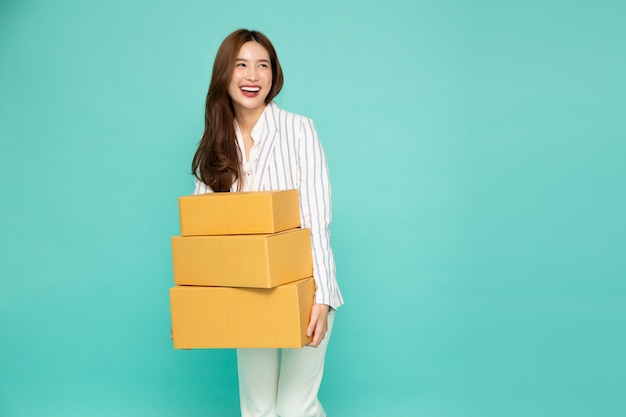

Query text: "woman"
[191, 29, 344, 417]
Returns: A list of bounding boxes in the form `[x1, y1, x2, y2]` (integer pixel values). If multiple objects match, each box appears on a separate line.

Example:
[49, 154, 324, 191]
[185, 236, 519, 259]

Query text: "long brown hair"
[191, 29, 284, 192]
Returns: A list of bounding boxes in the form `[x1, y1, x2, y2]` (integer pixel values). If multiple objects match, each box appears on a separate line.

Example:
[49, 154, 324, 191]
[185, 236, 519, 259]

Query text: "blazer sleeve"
[297, 117, 343, 309]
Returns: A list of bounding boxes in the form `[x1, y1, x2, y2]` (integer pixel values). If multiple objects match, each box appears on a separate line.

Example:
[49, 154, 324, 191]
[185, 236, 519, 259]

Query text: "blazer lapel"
[255, 102, 280, 190]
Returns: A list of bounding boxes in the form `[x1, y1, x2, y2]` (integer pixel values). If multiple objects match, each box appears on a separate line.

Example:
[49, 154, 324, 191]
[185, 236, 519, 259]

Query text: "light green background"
[1, 1, 624, 416]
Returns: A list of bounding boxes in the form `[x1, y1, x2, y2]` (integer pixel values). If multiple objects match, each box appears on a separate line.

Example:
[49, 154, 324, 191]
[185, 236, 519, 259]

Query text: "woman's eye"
[236, 62, 246, 67]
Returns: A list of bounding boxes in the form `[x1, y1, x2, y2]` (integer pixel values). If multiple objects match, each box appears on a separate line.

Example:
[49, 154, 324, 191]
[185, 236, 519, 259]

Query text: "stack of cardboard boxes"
[169, 190, 315, 349]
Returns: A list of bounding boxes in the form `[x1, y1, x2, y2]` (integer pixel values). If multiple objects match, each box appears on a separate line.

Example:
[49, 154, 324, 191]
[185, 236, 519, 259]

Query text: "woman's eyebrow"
[236, 57, 270, 64]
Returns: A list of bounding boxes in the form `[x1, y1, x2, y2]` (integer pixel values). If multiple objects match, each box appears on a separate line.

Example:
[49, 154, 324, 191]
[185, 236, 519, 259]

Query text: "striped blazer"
[194, 102, 344, 309]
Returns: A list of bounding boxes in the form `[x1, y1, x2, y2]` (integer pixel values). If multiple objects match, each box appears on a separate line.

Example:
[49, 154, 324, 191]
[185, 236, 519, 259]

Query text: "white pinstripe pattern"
[193, 102, 344, 309]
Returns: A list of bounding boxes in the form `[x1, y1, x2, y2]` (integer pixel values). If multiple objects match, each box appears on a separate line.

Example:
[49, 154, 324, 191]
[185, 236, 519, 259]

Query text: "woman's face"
[228, 41, 273, 116]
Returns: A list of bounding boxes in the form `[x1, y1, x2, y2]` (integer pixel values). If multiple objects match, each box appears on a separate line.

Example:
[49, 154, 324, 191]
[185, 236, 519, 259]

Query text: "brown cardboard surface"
[170, 278, 315, 349]
[172, 228, 312, 288]
[179, 189, 300, 236]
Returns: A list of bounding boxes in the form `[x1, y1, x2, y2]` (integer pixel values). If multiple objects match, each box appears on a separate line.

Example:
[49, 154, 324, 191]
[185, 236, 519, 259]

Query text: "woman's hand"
[306, 304, 330, 347]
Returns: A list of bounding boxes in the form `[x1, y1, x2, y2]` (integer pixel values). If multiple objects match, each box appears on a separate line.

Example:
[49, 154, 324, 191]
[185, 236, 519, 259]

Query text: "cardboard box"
[170, 278, 315, 349]
[179, 190, 300, 236]
[172, 228, 312, 288]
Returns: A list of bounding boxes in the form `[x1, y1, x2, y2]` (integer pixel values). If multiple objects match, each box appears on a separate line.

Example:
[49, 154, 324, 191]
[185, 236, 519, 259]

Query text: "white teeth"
[241, 86, 260, 92]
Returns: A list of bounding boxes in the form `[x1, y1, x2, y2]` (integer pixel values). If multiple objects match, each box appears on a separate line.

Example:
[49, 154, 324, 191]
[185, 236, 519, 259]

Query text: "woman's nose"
[246, 67, 258, 81]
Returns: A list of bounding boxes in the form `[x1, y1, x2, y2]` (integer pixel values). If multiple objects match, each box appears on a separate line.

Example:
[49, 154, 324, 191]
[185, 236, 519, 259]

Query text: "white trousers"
[236, 311, 335, 417]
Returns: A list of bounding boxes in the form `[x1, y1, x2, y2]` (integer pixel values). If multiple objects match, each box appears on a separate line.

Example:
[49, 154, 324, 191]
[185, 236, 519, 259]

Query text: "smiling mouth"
[240, 86, 261, 93]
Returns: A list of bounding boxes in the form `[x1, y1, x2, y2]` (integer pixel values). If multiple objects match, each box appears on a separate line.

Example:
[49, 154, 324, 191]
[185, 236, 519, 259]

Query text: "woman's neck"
[234, 105, 265, 136]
